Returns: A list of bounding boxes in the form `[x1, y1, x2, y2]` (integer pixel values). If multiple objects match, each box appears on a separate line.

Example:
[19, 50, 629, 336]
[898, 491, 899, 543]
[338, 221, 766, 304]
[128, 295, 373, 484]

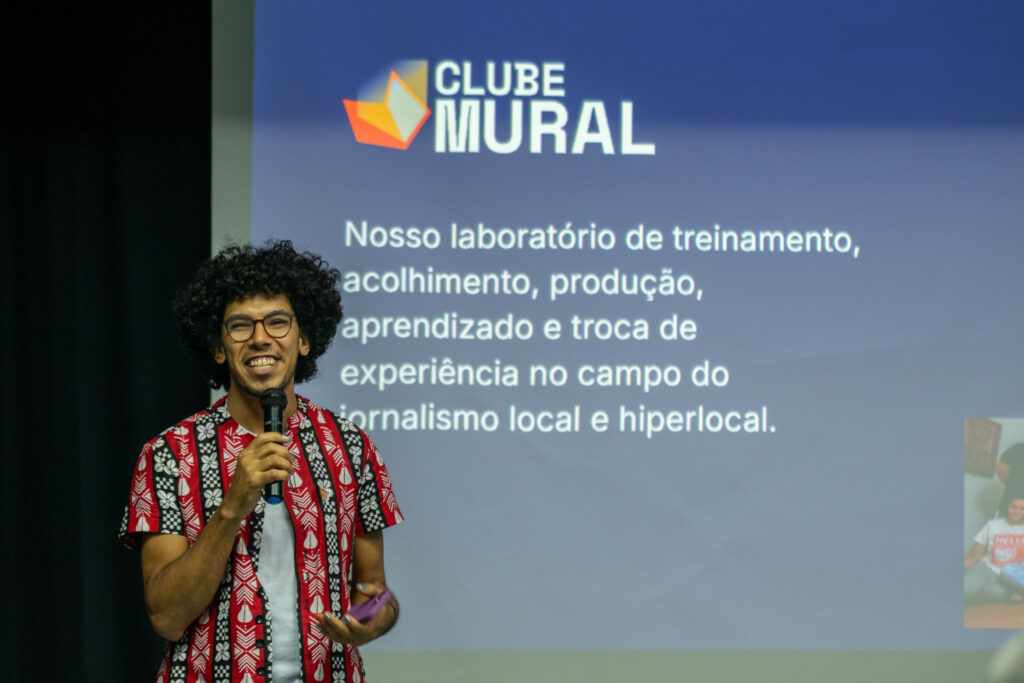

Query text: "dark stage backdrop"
[2, 6, 211, 681]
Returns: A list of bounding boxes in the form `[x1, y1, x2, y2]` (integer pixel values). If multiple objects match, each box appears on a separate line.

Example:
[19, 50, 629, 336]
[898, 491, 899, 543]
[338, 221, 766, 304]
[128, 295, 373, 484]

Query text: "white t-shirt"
[975, 518, 1024, 571]
[257, 500, 302, 682]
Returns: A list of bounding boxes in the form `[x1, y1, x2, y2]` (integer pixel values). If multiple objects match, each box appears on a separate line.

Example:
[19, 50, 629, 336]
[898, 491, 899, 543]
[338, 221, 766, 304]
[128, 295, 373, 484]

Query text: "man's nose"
[249, 319, 273, 343]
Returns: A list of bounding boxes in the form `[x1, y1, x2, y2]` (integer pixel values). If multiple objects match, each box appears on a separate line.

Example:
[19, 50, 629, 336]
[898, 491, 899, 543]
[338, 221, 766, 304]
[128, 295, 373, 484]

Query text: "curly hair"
[173, 240, 343, 389]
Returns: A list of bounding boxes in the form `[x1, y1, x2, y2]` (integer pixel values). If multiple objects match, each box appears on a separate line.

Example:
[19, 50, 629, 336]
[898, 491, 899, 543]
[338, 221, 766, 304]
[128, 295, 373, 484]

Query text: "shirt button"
[257, 666, 267, 676]
[256, 638, 265, 648]
[255, 615, 265, 624]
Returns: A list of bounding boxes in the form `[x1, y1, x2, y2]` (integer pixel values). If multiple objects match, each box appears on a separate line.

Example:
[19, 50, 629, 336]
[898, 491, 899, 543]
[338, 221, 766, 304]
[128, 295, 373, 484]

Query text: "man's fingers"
[353, 581, 387, 599]
[316, 612, 372, 645]
[258, 466, 291, 486]
[254, 431, 287, 445]
[259, 451, 293, 477]
[244, 441, 294, 478]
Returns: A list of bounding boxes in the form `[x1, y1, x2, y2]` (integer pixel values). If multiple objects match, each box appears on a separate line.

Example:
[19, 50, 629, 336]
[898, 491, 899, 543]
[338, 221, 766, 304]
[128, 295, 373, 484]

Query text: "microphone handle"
[263, 404, 285, 504]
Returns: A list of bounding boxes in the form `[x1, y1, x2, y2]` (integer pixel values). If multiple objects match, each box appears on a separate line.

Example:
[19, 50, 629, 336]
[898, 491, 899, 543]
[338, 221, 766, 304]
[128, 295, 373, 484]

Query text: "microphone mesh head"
[259, 388, 287, 409]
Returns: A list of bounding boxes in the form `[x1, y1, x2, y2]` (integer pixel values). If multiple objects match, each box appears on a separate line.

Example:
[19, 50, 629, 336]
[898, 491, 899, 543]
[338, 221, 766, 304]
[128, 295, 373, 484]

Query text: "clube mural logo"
[343, 60, 432, 150]
[344, 59, 656, 155]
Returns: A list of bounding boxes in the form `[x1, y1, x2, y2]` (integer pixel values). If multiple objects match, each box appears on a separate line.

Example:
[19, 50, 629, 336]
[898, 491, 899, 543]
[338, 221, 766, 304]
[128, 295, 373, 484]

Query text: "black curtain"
[3, 6, 212, 680]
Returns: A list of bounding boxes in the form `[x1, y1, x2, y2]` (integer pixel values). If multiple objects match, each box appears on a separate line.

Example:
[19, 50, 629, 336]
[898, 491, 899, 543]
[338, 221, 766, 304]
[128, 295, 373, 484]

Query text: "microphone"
[260, 388, 288, 504]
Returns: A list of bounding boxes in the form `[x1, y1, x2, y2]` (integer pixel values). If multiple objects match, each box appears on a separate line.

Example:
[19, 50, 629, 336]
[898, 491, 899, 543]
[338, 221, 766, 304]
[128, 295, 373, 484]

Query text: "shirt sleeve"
[353, 430, 403, 536]
[974, 520, 996, 549]
[119, 434, 187, 550]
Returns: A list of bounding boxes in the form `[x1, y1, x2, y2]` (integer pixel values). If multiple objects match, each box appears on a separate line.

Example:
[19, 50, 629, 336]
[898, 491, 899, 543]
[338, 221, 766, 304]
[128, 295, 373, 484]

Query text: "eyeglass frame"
[222, 311, 296, 342]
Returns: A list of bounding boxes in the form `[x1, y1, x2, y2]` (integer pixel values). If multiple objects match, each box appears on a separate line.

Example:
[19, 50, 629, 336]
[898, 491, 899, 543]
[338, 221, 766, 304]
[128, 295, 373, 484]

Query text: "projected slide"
[243, 0, 1024, 658]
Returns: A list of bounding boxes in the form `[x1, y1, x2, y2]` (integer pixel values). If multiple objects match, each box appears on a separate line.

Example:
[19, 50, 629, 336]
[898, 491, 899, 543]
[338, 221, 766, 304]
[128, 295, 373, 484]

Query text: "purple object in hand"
[346, 589, 393, 623]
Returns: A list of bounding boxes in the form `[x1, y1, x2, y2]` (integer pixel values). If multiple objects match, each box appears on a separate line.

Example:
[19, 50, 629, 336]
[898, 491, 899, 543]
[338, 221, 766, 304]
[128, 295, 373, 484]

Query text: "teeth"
[248, 358, 276, 367]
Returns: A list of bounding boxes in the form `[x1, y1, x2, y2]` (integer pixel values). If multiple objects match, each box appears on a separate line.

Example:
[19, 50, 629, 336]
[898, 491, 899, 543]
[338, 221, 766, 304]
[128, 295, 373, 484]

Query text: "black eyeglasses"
[223, 312, 295, 342]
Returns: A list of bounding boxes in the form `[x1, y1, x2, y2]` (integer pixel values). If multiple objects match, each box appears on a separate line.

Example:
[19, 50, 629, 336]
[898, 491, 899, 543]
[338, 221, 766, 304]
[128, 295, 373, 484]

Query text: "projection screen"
[213, 1, 1024, 680]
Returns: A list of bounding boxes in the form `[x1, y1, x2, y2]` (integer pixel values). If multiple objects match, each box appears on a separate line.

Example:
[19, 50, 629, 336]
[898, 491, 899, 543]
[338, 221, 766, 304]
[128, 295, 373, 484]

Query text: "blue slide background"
[249, 0, 1024, 650]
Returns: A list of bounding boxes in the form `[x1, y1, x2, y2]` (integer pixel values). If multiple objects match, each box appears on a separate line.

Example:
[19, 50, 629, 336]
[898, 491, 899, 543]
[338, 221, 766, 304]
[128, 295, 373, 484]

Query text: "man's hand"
[220, 432, 293, 521]
[314, 582, 399, 646]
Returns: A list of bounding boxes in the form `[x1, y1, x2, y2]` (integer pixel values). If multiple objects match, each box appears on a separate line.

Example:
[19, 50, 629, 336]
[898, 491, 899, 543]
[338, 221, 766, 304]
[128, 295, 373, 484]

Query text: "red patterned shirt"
[120, 395, 403, 683]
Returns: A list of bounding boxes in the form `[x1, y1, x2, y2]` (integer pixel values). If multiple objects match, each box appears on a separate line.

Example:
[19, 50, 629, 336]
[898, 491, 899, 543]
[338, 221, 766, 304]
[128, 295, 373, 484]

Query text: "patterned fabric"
[120, 395, 403, 683]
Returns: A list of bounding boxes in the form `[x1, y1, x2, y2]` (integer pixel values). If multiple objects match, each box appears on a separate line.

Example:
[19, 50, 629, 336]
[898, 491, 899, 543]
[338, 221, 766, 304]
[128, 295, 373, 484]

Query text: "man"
[120, 240, 402, 683]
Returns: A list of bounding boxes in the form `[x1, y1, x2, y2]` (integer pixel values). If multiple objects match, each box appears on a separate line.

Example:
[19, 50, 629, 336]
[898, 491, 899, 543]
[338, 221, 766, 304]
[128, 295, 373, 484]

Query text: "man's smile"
[246, 355, 279, 375]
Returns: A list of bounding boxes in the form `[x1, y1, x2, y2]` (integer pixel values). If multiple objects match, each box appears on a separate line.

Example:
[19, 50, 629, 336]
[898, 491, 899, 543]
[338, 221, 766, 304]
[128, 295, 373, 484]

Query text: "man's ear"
[299, 333, 311, 357]
[212, 343, 226, 365]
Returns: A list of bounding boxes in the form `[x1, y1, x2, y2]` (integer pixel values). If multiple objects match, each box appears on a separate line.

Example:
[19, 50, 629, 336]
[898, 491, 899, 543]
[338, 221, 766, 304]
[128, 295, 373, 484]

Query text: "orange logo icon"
[343, 61, 431, 149]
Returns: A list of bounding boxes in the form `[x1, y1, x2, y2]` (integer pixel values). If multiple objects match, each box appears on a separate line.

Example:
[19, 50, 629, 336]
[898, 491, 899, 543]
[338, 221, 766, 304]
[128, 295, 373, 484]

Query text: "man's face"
[212, 293, 310, 398]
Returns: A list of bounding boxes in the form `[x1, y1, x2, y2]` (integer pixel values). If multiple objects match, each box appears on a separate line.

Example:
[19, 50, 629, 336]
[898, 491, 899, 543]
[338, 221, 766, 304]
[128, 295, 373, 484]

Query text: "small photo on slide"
[964, 418, 1024, 628]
